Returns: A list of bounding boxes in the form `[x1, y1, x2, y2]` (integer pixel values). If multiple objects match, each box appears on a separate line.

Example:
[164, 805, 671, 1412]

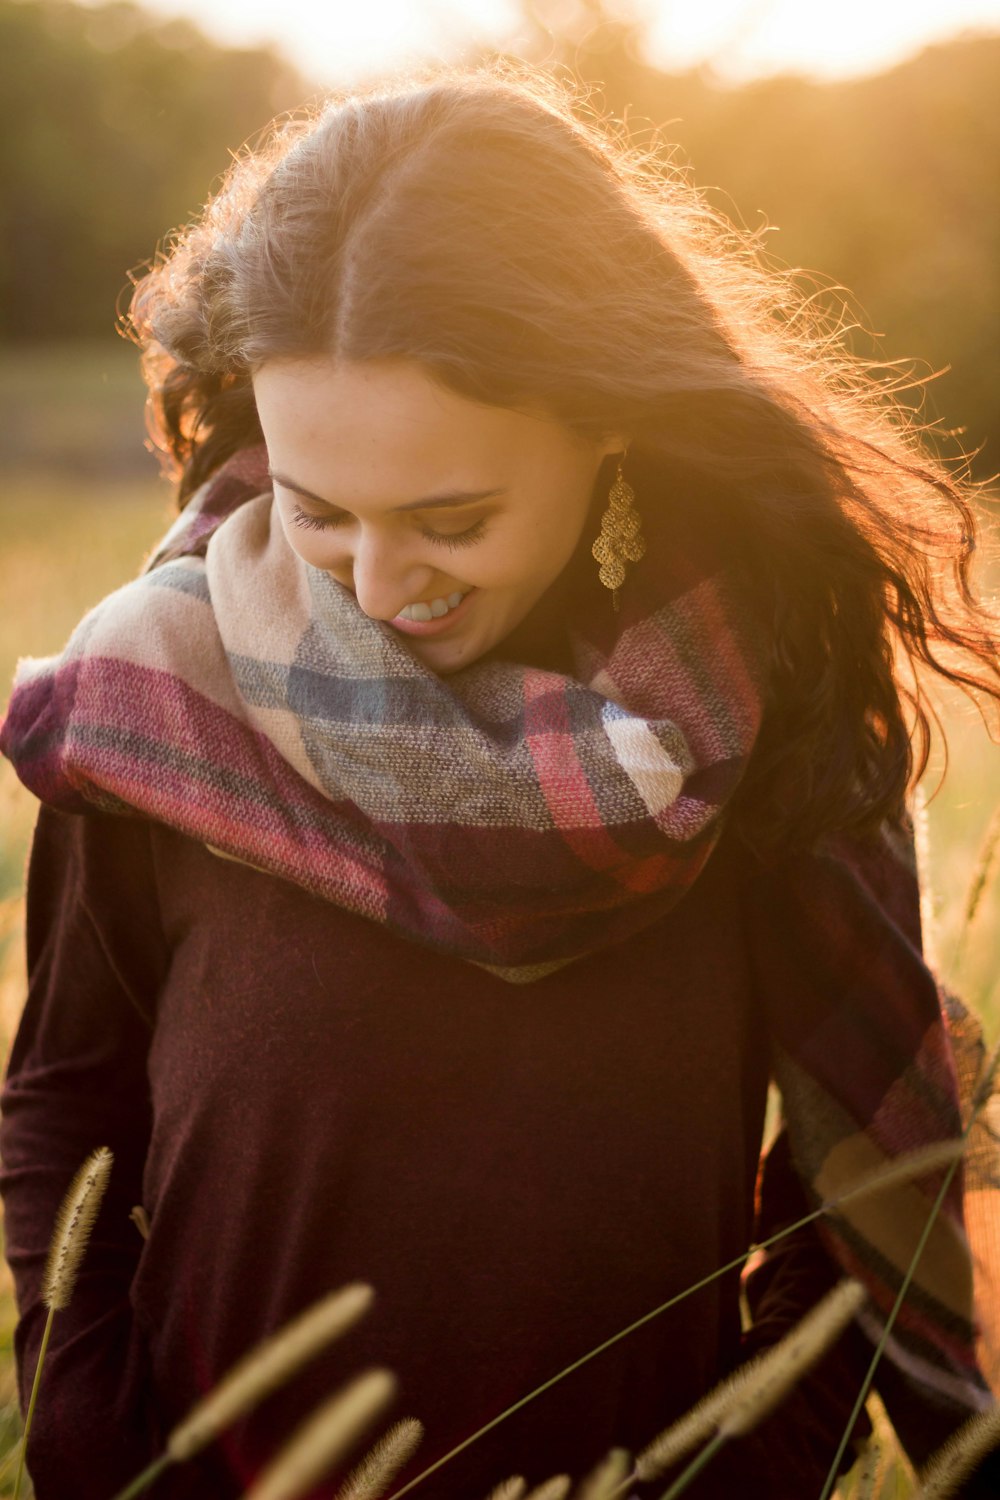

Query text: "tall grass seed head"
[43, 1146, 113, 1311]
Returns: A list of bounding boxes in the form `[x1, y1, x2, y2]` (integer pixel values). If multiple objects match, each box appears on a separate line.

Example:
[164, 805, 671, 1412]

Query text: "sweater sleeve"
[0, 804, 169, 1497]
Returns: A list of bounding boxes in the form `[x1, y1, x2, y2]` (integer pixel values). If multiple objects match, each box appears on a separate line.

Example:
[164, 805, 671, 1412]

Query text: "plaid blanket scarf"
[0, 446, 773, 981]
[2, 447, 998, 1453]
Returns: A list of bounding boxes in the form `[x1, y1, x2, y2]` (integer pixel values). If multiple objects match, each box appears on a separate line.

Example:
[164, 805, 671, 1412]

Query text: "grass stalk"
[522, 1477, 571, 1500]
[483, 1479, 526, 1500]
[243, 1369, 397, 1500]
[917, 1406, 1000, 1498]
[108, 1283, 375, 1500]
[718, 1281, 868, 1439]
[911, 783, 940, 975]
[41, 1148, 113, 1311]
[629, 1363, 747, 1484]
[106, 1452, 172, 1500]
[14, 1146, 113, 1500]
[167, 1283, 374, 1463]
[970, 1035, 1000, 1118]
[825, 1141, 963, 1209]
[334, 1417, 425, 1500]
[575, 1448, 630, 1500]
[12, 1306, 53, 1500]
[952, 803, 1000, 975]
[655, 1431, 726, 1500]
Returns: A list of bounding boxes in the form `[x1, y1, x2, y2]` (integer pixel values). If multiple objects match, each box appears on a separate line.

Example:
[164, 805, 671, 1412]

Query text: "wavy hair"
[124, 59, 1000, 862]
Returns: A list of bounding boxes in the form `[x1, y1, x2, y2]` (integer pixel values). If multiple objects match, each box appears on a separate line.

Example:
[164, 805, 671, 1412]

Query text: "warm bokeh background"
[1, 1, 998, 1493]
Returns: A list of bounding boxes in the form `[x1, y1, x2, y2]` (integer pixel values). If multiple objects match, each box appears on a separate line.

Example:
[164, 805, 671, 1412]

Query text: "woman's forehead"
[253, 356, 569, 503]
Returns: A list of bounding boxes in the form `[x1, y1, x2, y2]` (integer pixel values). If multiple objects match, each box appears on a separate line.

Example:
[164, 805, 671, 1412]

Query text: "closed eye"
[290, 505, 346, 532]
[290, 504, 488, 549]
[421, 518, 488, 549]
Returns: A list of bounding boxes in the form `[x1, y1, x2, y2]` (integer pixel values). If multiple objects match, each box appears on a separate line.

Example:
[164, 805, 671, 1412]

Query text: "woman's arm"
[0, 804, 169, 1497]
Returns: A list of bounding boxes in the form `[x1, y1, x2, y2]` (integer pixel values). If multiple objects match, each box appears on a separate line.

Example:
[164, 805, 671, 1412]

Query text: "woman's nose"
[346, 528, 432, 621]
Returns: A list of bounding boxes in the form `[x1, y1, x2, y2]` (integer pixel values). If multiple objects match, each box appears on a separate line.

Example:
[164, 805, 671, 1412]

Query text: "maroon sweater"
[0, 799, 903, 1500]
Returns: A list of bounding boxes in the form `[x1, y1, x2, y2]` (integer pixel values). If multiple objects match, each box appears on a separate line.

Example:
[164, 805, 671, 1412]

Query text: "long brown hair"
[124, 59, 1000, 862]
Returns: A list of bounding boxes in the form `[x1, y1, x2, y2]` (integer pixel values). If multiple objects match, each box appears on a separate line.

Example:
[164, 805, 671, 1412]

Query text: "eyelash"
[290, 505, 488, 550]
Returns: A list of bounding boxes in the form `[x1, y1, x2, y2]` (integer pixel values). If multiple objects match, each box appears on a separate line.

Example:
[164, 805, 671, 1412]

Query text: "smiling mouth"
[396, 589, 469, 622]
[389, 588, 477, 638]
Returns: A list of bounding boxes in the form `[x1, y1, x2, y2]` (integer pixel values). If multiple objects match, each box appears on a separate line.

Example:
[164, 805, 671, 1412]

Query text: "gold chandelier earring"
[592, 451, 646, 611]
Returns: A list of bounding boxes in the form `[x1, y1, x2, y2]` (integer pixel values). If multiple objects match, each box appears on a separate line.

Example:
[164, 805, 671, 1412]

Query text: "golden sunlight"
[80, 0, 1000, 85]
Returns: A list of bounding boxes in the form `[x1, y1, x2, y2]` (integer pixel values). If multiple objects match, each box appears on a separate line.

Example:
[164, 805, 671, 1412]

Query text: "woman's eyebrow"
[268, 470, 505, 512]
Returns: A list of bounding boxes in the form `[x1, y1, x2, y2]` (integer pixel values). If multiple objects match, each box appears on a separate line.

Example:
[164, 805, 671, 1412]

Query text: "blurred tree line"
[2, 0, 997, 479]
[0, 0, 309, 340]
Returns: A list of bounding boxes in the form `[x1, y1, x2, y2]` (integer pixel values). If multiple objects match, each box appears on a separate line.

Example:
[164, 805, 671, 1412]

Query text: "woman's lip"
[388, 589, 477, 637]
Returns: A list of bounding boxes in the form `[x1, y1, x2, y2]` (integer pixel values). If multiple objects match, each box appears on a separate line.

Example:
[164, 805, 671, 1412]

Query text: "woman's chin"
[405, 626, 491, 675]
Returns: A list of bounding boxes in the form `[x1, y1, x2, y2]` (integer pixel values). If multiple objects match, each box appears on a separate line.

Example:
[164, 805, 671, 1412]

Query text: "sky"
[100, 0, 1000, 87]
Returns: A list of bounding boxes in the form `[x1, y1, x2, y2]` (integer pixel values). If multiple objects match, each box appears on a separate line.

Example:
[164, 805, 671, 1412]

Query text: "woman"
[2, 61, 999, 1499]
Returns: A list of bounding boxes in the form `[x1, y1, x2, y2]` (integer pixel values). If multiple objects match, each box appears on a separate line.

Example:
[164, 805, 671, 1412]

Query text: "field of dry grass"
[0, 345, 996, 1498]
[0, 343, 173, 1495]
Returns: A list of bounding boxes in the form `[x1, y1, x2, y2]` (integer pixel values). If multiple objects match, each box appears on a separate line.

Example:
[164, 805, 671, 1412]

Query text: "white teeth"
[398, 591, 468, 623]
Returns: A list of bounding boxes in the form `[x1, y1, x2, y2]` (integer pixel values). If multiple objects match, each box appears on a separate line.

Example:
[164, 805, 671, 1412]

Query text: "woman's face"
[252, 357, 625, 674]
